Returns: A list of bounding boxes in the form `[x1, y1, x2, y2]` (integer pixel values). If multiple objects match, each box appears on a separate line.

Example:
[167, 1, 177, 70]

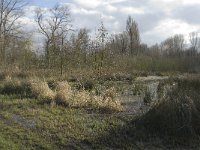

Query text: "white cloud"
[73, 0, 101, 9]
[104, 0, 128, 4]
[119, 6, 145, 14]
[142, 18, 199, 45]
[24, 0, 200, 46]
[183, 0, 200, 5]
[72, 7, 99, 15]
[154, 19, 198, 36]
[105, 5, 118, 13]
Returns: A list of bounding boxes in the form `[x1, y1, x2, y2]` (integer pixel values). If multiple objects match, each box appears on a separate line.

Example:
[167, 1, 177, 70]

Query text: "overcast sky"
[24, 0, 200, 46]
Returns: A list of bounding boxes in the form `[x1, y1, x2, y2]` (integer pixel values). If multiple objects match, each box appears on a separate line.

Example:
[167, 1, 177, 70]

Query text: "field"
[0, 70, 199, 150]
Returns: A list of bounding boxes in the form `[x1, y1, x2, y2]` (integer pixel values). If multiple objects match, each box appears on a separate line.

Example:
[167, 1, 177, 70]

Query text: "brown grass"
[72, 87, 124, 112]
[72, 91, 91, 107]
[28, 79, 55, 102]
[53, 82, 73, 107]
[51, 82, 123, 112]
[0, 77, 123, 112]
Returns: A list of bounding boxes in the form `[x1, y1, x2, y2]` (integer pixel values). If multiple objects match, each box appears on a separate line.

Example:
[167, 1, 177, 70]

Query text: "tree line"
[0, 0, 199, 74]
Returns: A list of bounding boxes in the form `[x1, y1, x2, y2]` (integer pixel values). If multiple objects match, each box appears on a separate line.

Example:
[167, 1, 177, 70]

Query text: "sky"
[23, 0, 200, 46]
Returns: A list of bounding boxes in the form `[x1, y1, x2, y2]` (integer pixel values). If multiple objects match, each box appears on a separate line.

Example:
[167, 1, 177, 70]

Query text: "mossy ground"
[0, 94, 129, 150]
[0, 95, 119, 149]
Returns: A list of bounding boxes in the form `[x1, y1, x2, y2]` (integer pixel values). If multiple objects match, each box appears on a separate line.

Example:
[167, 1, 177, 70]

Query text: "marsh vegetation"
[0, 0, 200, 149]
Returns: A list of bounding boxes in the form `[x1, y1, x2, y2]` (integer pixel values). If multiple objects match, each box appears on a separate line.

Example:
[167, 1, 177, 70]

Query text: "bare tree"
[0, 0, 26, 64]
[75, 28, 90, 64]
[126, 16, 140, 55]
[161, 34, 185, 57]
[96, 20, 108, 76]
[173, 34, 185, 56]
[35, 4, 71, 68]
[149, 44, 161, 57]
[113, 32, 128, 54]
[9, 35, 33, 69]
[189, 32, 199, 56]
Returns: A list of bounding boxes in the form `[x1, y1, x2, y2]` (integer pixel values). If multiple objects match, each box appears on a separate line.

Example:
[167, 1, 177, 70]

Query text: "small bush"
[55, 81, 72, 92]
[54, 91, 70, 107]
[29, 80, 55, 102]
[54, 82, 73, 106]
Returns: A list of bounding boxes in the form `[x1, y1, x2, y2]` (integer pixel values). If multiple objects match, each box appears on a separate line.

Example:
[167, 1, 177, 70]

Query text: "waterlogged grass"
[0, 95, 127, 149]
[0, 77, 200, 149]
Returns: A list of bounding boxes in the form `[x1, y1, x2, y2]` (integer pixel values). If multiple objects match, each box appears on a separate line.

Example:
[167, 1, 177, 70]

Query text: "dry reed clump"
[72, 87, 124, 112]
[93, 95, 124, 112]
[28, 79, 55, 102]
[100, 87, 124, 112]
[53, 82, 73, 107]
[135, 83, 200, 138]
[71, 91, 91, 107]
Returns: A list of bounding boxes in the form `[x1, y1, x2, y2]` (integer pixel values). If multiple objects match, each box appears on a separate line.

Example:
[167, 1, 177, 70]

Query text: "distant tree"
[35, 4, 71, 68]
[75, 28, 90, 64]
[96, 20, 108, 76]
[148, 44, 161, 57]
[6, 33, 34, 69]
[96, 20, 108, 48]
[0, 0, 26, 65]
[126, 16, 140, 55]
[161, 34, 185, 57]
[173, 34, 185, 56]
[113, 32, 128, 55]
[189, 32, 199, 56]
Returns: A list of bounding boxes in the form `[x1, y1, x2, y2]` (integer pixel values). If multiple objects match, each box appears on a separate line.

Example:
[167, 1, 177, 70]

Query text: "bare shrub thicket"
[135, 79, 200, 138]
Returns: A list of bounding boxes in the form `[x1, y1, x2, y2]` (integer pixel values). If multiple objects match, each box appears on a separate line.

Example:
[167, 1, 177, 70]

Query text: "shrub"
[55, 81, 72, 92]
[28, 80, 55, 102]
[135, 79, 200, 139]
[54, 82, 73, 106]
[54, 91, 70, 107]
